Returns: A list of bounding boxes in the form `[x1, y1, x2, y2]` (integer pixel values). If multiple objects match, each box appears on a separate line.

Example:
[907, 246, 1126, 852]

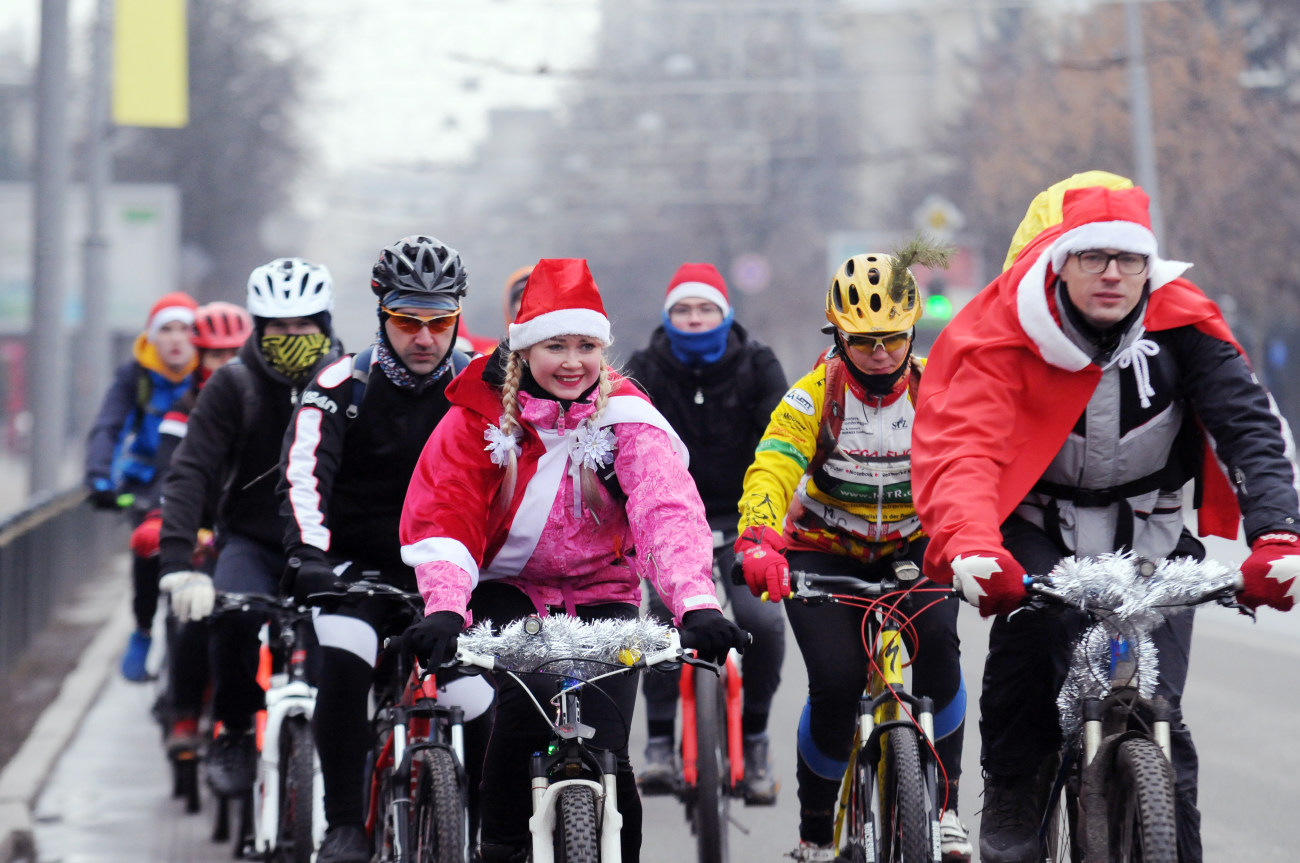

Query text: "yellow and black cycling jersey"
[737, 355, 926, 562]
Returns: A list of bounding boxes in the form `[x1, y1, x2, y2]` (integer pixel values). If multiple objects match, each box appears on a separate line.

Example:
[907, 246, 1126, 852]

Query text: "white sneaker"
[788, 842, 837, 862]
[939, 809, 973, 862]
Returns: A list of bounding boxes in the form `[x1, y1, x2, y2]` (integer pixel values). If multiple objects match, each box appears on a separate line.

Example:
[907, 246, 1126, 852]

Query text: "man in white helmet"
[158, 257, 342, 797]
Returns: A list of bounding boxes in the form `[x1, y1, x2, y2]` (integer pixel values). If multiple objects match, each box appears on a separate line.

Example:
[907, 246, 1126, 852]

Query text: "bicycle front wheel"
[1042, 753, 1080, 863]
[553, 785, 600, 863]
[692, 668, 730, 863]
[278, 715, 317, 863]
[879, 728, 933, 863]
[1108, 737, 1177, 863]
[413, 748, 466, 863]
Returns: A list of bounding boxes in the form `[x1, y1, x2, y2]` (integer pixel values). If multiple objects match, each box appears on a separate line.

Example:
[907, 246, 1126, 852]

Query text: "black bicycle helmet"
[370, 235, 468, 311]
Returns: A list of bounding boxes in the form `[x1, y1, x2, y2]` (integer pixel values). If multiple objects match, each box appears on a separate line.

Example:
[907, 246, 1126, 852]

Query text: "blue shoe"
[121, 630, 152, 682]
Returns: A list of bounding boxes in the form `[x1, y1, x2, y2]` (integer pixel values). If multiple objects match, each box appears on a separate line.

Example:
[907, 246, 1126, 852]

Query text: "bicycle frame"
[457, 615, 686, 863]
[365, 640, 468, 863]
[254, 624, 325, 858]
[788, 570, 943, 863]
[679, 653, 744, 791]
[835, 615, 939, 860]
[1028, 553, 1245, 863]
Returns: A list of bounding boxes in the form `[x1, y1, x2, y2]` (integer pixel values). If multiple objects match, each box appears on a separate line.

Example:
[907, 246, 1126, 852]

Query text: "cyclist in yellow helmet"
[735, 241, 972, 862]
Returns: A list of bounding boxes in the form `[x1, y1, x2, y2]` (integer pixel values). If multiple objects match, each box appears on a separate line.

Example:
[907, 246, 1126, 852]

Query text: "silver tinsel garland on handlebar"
[1045, 553, 1238, 741]
[458, 615, 674, 679]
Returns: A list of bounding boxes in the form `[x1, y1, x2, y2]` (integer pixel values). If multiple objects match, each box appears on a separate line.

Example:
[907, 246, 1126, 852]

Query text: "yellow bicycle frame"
[832, 622, 910, 847]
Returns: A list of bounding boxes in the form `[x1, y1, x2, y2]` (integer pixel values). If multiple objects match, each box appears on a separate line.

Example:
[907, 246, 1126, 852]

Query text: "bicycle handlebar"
[453, 616, 686, 678]
[1021, 553, 1248, 617]
[787, 569, 952, 603]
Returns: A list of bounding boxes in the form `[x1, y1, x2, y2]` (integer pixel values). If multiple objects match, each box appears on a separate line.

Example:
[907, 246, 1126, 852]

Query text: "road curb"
[0, 595, 133, 863]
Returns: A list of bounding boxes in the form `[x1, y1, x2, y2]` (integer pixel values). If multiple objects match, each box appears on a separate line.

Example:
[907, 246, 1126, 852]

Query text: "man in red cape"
[912, 179, 1300, 863]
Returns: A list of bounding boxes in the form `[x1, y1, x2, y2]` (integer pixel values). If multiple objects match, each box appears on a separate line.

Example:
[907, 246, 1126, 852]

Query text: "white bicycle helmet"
[246, 257, 334, 319]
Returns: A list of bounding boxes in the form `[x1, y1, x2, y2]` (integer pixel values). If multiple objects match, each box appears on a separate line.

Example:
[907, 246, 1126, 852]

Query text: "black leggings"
[784, 546, 966, 845]
[470, 582, 643, 862]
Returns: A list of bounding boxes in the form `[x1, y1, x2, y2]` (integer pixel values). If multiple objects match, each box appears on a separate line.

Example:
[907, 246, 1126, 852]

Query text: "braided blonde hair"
[495, 349, 616, 514]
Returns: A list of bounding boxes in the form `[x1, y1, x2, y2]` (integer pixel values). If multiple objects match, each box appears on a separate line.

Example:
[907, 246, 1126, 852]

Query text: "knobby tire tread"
[414, 748, 466, 863]
[693, 669, 730, 863]
[880, 729, 932, 862]
[280, 717, 316, 863]
[1109, 737, 1177, 863]
[554, 785, 600, 863]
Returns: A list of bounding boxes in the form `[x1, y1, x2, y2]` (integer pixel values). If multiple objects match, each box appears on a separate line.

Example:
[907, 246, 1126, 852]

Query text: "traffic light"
[925, 293, 954, 321]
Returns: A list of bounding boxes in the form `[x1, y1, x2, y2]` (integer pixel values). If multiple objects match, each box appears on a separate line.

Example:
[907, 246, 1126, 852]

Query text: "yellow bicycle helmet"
[825, 253, 923, 335]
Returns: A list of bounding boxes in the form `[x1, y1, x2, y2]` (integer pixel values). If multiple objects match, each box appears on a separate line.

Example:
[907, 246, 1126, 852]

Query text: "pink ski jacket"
[399, 355, 722, 623]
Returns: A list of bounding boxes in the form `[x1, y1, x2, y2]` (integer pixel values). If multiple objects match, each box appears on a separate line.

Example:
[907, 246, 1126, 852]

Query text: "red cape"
[912, 226, 1244, 582]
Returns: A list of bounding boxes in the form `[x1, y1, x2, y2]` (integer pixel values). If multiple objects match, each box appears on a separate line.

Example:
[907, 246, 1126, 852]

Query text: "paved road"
[27, 532, 1300, 861]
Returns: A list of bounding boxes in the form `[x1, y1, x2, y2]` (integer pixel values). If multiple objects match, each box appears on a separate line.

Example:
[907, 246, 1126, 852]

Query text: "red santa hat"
[146, 291, 199, 342]
[663, 262, 730, 315]
[1047, 186, 1160, 274]
[508, 258, 611, 351]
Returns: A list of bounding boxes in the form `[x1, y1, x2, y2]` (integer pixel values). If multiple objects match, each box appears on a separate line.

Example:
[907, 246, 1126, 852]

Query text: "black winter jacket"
[625, 323, 787, 520]
[158, 335, 342, 575]
[278, 351, 460, 574]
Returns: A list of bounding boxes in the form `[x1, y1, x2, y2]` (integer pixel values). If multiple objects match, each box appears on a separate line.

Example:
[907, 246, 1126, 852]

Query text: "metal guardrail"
[0, 488, 122, 675]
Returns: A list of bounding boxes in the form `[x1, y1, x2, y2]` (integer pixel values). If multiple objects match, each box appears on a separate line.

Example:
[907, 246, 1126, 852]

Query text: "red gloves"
[734, 525, 790, 603]
[129, 513, 162, 558]
[950, 549, 1027, 617]
[1239, 531, 1300, 611]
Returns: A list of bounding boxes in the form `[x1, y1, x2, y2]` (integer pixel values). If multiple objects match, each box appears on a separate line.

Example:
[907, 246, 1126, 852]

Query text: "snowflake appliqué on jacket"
[573, 422, 617, 472]
[484, 420, 521, 467]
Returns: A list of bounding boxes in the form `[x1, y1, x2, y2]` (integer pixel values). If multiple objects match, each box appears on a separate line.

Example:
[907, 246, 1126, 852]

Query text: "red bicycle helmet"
[193, 301, 253, 350]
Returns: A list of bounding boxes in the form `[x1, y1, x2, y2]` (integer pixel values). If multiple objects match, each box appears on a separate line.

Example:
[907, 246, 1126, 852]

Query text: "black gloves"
[401, 611, 466, 667]
[283, 554, 345, 607]
[680, 609, 749, 665]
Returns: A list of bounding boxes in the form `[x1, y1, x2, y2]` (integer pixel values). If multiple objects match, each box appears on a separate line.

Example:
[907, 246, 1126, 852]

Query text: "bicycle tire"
[375, 757, 399, 863]
[553, 785, 601, 863]
[1107, 737, 1177, 863]
[414, 748, 466, 863]
[692, 668, 730, 863]
[879, 728, 933, 862]
[1042, 754, 1080, 863]
[841, 754, 874, 863]
[278, 716, 316, 863]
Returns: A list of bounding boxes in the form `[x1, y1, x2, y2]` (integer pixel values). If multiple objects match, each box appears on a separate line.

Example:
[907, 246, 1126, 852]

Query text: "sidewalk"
[0, 557, 130, 863]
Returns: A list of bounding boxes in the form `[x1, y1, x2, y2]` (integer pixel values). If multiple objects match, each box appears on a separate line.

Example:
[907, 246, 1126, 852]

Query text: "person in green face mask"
[157, 257, 341, 800]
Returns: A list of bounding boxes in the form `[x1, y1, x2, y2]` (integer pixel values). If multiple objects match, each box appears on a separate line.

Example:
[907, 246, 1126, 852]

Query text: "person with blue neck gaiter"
[626, 261, 790, 806]
[660, 263, 736, 366]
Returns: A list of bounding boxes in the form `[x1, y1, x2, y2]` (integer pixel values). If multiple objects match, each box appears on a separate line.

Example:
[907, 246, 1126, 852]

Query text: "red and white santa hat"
[1046, 185, 1190, 289]
[508, 258, 611, 351]
[663, 262, 730, 315]
[146, 291, 199, 342]
[1047, 186, 1160, 274]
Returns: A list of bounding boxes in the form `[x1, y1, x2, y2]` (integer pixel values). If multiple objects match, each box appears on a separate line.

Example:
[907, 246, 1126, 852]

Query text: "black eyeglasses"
[1074, 251, 1149, 275]
[840, 329, 912, 353]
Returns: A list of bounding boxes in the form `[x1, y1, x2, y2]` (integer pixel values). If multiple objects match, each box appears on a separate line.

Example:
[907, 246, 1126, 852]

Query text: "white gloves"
[160, 571, 215, 621]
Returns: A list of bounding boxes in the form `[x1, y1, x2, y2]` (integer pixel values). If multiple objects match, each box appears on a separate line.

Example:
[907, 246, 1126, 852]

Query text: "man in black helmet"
[278, 235, 491, 863]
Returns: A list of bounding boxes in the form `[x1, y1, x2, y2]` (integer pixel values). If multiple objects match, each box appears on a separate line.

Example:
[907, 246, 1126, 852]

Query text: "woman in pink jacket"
[399, 258, 746, 863]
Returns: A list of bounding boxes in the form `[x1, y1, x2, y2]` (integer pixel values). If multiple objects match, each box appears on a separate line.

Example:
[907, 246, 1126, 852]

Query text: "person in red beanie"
[625, 262, 790, 805]
[399, 258, 748, 863]
[912, 178, 1300, 863]
[83, 290, 199, 682]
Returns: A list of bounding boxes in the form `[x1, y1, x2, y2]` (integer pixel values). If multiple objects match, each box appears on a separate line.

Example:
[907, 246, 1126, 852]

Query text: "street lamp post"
[1124, 0, 1164, 246]
[29, 0, 71, 496]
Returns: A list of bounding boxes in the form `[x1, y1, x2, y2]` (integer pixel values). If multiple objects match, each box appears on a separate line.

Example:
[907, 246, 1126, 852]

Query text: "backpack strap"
[346, 347, 374, 420]
[806, 354, 923, 477]
[807, 356, 848, 478]
[451, 349, 470, 375]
